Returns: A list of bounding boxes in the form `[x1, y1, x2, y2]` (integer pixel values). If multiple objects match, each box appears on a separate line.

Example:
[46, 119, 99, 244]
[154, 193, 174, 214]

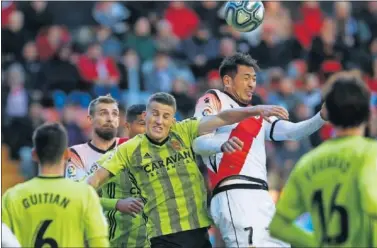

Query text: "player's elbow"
[86, 175, 99, 189]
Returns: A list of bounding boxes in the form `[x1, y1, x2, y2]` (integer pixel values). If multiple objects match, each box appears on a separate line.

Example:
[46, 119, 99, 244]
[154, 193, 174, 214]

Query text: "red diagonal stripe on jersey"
[208, 116, 263, 190]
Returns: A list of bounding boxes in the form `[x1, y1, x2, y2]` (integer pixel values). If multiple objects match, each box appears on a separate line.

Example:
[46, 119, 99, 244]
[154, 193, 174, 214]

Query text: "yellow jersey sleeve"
[100, 143, 129, 176]
[84, 186, 109, 243]
[2, 191, 12, 230]
[173, 118, 201, 144]
[358, 148, 377, 217]
[275, 163, 305, 221]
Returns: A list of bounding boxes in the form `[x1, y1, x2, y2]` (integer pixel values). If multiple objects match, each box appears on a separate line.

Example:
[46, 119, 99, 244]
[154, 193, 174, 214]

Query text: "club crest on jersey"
[90, 163, 99, 174]
[67, 165, 76, 177]
[202, 108, 212, 116]
[171, 139, 182, 151]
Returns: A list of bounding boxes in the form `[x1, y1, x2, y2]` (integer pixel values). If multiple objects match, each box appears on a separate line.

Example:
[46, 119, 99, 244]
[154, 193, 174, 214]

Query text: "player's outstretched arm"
[87, 144, 128, 189]
[197, 105, 289, 136]
[265, 106, 327, 142]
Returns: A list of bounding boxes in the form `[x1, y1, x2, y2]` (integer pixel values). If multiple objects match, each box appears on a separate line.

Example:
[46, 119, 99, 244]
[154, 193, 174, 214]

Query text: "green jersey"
[101, 118, 212, 238]
[98, 150, 149, 248]
[271, 136, 377, 247]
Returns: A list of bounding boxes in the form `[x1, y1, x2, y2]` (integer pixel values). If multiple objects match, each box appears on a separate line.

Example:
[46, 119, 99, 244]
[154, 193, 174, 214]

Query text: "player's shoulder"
[117, 135, 142, 152]
[196, 89, 222, 113]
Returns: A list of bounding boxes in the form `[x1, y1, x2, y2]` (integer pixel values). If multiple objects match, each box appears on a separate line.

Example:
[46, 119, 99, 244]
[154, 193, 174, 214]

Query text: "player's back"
[293, 136, 377, 247]
[2, 176, 108, 247]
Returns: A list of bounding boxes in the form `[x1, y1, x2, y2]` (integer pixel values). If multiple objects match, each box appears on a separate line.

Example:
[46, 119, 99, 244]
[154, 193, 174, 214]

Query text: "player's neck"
[335, 126, 365, 138]
[39, 163, 65, 177]
[90, 134, 117, 151]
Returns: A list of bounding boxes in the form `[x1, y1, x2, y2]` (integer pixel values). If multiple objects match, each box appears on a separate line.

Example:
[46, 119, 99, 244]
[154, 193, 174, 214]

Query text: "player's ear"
[223, 75, 231, 89]
[63, 148, 70, 162]
[31, 148, 39, 163]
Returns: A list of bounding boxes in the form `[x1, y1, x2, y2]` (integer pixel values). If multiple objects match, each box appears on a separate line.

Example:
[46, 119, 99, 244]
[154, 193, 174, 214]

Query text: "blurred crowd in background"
[2, 1, 377, 190]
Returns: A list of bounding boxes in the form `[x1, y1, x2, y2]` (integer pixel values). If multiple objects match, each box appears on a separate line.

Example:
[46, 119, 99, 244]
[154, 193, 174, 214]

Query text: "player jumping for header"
[192, 53, 327, 247]
[87, 92, 289, 248]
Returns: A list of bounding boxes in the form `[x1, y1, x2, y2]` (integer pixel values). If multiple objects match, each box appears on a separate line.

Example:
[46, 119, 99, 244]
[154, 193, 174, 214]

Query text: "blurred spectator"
[36, 25, 71, 61]
[1, 1, 16, 28]
[2, 10, 30, 61]
[170, 78, 196, 118]
[125, 17, 156, 62]
[205, 37, 236, 73]
[96, 25, 122, 59]
[77, 42, 120, 98]
[155, 20, 179, 54]
[195, 1, 224, 38]
[61, 104, 87, 146]
[93, 1, 130, 33]
[298, 73, 322, 114]
[357, 1, 377, 42]
[268, 77, 302, 114]
[307, 17, 347, 73]
[206, 70, 222, 91]
[4, 63, 30, 119]
[294, 1, 323, 49]
[39, 45, 81, 94]
[142, 51, 177, 93]
[164, 1, 199, 40]
[178, 23, 220, 78]
[21, 41, 42, 91]
[21, 1, 53, 38]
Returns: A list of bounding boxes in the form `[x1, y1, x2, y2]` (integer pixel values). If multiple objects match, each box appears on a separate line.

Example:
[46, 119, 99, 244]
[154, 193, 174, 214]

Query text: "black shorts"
[150, 227, 212, 248]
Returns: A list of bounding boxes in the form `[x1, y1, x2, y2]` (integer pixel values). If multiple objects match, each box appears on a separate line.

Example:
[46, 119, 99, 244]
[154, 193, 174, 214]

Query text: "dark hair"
[126, 104, 146, 122]
[323, 74, 370, 128]
[33, 122, 68, 165]
[219, 52, 260, 79]
[88, 94, 118, 117]
[147, 92, 177, 111]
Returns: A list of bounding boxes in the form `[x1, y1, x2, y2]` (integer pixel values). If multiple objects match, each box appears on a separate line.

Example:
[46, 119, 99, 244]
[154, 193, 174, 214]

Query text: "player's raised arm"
[197, 104, 289, 136]
[87, 143, 128, 190]
[269, 157, 316, 247]
[264, 104, 327, 142]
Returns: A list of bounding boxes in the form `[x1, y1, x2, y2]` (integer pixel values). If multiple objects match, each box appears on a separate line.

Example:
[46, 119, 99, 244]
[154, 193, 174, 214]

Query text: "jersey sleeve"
[1, 191, 12, 231]
[100, 143, 129, 176]
[173, 118, 201, 144]
[84, 186, 109, 245]
[194, 91, 221, 118]
[274, 162, 305, 221]
[358, 146, 377, 217]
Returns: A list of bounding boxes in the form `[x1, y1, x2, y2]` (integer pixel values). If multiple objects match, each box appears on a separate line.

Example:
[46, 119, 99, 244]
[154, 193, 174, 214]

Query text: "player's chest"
[130, 141, 196, 178]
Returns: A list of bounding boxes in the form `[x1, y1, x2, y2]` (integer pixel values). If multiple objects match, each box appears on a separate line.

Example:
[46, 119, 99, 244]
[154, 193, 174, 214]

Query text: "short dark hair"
[323, 73, 370, 128]
[147, 92, 177, 111]
[33, 122, 68, 165]
[219, 52, 260, 79]
[126, 104, 146, 122]
[88, 94, 118, 116]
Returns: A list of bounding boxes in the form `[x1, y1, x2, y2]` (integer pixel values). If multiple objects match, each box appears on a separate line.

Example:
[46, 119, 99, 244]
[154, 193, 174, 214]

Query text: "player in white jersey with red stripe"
[193, 53, 327, 248]
[65, 95, 143, 215]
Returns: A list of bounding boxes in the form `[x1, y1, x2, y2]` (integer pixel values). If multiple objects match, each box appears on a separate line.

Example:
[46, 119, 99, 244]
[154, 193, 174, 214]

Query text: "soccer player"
[269, 73, 377, 247]
[2, 123, 109, 247]
[65, 96, 147, 246]
[192, 53, 327, 247]
[87, 92, 289, 248]
[97, 104, 149, 247]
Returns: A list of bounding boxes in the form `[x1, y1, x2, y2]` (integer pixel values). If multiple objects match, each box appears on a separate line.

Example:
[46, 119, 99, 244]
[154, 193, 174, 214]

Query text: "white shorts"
[210, 187, 290, 248]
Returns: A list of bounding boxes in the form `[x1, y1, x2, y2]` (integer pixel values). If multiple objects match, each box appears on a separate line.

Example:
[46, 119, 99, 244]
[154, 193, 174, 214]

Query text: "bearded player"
[65, 95, 147, 246]
[192, 53, 327, 247]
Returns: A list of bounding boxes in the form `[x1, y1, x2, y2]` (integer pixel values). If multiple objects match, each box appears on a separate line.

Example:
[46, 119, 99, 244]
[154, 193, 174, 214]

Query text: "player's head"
[145, 92, 176, 142]
[32, 122, 69, 166]
[88, 94, 119, 141]
[125, 104, 146, 138]
[219, 53, 260, 105]
[323, 72, 370, 129]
